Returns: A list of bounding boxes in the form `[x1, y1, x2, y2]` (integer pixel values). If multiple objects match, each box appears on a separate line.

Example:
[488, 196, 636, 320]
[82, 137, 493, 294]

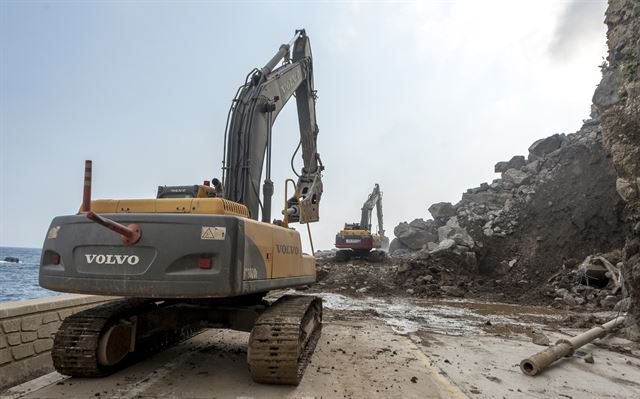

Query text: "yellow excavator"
[39, 29, 324, 385]
[334, 183, 388, 262]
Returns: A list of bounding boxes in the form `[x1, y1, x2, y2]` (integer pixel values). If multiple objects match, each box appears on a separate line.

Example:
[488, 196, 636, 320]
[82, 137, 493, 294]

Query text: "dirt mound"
[312, 258, 401, 297]
[475, 122, 625, 301]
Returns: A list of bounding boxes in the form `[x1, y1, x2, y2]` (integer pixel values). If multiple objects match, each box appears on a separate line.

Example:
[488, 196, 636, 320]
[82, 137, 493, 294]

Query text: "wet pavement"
[2, 293, 640, 398]
[297, 291, 567, 336]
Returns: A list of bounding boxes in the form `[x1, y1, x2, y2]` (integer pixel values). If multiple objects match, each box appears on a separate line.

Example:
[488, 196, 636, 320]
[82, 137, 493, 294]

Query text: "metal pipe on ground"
[520, 316, 625, 376]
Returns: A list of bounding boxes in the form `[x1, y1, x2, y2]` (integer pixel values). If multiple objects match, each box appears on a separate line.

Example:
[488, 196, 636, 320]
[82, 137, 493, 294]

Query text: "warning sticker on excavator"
[201, 226, 226, 240]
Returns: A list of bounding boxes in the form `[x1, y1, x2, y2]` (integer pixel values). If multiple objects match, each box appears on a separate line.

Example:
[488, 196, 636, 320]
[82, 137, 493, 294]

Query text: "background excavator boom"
[360, 183, 384, 237]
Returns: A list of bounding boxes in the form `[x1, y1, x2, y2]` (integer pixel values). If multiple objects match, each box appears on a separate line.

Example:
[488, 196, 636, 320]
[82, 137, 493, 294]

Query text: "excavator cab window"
[344, 223, 361, 231]
[157, 185, 217, 199]
[159, 193, 193, 199]
[156, 185, 199, 199]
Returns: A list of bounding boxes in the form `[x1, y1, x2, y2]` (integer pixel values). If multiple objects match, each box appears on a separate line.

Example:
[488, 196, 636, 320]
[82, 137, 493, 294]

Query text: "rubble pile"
[394, 248, 479, 298]
[390, 119, 625, 305]
[545, 251, 627, 311]
[312, 258, 400, 297]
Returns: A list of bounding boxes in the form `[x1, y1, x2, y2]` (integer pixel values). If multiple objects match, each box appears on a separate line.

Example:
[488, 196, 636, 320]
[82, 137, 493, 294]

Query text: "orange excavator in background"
[334, 184, 388, 262]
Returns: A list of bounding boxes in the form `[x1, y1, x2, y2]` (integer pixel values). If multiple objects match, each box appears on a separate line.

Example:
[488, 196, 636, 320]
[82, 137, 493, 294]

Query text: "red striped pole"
[82, 160, 92, 213]
[86, 211, 141, 245]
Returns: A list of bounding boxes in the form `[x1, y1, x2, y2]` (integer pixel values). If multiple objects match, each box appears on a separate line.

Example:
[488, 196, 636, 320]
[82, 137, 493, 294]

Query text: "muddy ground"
[313, 256, 626, 310]
[3, 283, 639, 399]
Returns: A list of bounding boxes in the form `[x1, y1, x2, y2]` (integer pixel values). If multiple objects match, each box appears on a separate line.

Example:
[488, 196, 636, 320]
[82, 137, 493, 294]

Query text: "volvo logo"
[275, 244, 300, 255]
[85, 254, 140, 266]
[280, 70, 302, 97]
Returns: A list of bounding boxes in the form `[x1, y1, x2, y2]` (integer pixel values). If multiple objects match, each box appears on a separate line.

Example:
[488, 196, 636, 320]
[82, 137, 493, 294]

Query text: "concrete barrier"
[0, 294, 115, 390]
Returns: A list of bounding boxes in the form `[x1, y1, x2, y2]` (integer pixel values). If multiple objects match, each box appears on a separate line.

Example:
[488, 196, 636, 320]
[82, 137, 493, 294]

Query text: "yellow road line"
[405, 337, 468, 399]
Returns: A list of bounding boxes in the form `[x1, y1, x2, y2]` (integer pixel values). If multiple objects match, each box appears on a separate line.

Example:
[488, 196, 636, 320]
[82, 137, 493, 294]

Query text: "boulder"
[437, 217, 475, 248]
[428, 202, 456, 225]
[394, 219, 438, 250]
[494, 161, 509, 173]
[494, 155, 526, 173]
[435, 238, 455, 251]
[528, 134, 563, 159]
[409, 218, 434, 230]
[524, 160, 540, 173]
[389, 238, 408, 254]
[616, 177, 638, 202]
[531, 330, 550, 346]
[459, 191, 512, 209]
[502, 168, 531, 186]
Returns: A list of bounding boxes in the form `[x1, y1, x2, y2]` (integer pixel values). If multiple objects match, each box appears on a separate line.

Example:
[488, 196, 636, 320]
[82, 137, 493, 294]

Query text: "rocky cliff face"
[593, 0, 640, 333]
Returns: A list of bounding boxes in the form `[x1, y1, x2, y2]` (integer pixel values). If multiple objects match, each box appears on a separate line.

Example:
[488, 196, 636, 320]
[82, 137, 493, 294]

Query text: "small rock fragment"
[531, 330, 550, 346]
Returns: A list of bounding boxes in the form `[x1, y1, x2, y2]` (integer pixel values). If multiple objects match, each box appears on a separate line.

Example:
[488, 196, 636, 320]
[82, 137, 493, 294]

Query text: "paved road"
[2, 314, 454, 399]
[4, 297, 640, 399]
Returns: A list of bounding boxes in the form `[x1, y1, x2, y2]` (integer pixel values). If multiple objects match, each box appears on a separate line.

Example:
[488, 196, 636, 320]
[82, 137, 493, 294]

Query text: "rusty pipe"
[520, 316, 625, 376]
[86, 211, 142, 245]
[82, 160, 92, 212]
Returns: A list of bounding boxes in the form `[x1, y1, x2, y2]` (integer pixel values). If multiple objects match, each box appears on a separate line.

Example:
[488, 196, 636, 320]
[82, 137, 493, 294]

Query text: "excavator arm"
[222, 29, 323, 224]
[360, 184, 384, 237]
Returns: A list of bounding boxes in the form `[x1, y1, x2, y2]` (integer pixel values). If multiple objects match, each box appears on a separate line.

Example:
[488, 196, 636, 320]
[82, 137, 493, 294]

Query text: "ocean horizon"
[0, 246, 63, 302]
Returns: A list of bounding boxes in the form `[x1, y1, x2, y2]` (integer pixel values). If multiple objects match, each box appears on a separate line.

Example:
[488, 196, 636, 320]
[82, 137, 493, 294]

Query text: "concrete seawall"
[0, 294, 115, 390]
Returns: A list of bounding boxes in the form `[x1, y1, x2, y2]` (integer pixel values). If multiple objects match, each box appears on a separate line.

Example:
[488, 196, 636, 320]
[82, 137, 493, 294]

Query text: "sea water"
[0, 246, 62, 302]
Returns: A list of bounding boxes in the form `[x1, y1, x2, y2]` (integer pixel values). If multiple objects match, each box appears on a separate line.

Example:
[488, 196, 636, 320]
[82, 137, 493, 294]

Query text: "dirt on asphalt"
[5, 290, 639, 399]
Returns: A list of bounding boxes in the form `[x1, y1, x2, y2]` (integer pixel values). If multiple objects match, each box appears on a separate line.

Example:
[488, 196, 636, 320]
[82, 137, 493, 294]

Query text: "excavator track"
[247, 295, 322, 385]
[52, 299, 200, 377]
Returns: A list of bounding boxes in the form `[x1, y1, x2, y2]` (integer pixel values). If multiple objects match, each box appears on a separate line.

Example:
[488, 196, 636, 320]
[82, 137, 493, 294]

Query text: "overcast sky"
[1, 0, 608, 252]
